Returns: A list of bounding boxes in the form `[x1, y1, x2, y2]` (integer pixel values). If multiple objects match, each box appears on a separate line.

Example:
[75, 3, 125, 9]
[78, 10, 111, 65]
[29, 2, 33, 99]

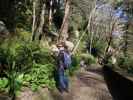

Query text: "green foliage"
[0, 38, 56, 96]
[16, 0, 32, 31]
[17, 29, 32, 41]
[78, 53, 96, 65]
[23, 63, 56, 91]
[69, 11, 85, 31]
[86, 38, 107, 57]
[71, 55, 80, 67]
[0, 73, 23, 95]
[68, 55, 80, 76]
[86, 32, 107, 57]
[0, 39, 35, 98]
[92, 40, 107, 56]
[33, 47, 55, 65]
[117, 55, 133, 73]
[0, 78, 8, 91]
[115, 0, 123, 7]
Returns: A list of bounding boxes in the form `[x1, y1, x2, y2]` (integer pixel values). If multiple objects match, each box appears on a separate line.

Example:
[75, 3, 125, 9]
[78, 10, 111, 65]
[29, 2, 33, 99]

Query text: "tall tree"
[31, 0, 37, 41]
[59, 0, 71, 41]
[48, 0, 53, 26]
[37, 2, 46, 40]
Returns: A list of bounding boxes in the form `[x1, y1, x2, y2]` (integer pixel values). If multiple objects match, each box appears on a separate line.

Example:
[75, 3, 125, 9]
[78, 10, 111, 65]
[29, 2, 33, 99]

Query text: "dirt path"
[51, 68, 113, 100]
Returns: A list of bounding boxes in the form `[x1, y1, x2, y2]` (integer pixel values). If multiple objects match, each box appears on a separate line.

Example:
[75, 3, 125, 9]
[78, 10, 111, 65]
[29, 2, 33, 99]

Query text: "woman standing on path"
[57, 42, 71, 93]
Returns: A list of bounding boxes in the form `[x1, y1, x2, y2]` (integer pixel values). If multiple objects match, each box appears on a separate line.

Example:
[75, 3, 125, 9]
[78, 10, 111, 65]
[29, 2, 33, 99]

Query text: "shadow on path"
[77, 70, 112, 100]
[103, 66, 133, 100]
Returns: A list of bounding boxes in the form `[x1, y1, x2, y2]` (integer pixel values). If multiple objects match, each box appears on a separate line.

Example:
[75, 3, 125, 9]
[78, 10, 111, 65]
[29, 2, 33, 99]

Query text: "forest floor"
[0, 66, 113, 100]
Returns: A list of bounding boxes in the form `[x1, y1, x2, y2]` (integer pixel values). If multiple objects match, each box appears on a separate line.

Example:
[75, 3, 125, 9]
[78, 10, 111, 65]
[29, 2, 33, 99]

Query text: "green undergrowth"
[0, 37, 81, 97]
[0, 38, 56, 96]
[77, 53, 96, 65]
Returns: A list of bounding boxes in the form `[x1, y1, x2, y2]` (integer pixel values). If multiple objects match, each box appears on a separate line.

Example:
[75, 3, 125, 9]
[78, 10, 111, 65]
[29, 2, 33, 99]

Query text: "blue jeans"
[58, 68, 69, 92]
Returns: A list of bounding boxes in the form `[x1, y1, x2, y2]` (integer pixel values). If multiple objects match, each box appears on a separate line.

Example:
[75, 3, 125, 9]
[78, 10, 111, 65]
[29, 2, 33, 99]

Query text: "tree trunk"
[31, 1, 37, 41]
[123, 24, 128, 57]
[102, 22, 115, 65]
[37, 3, 46, 40]
[87, 3, 97, 54]
[59, 0, 70, 41]
[104, 22, 115, 55]
[48, 0, 53, 26]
